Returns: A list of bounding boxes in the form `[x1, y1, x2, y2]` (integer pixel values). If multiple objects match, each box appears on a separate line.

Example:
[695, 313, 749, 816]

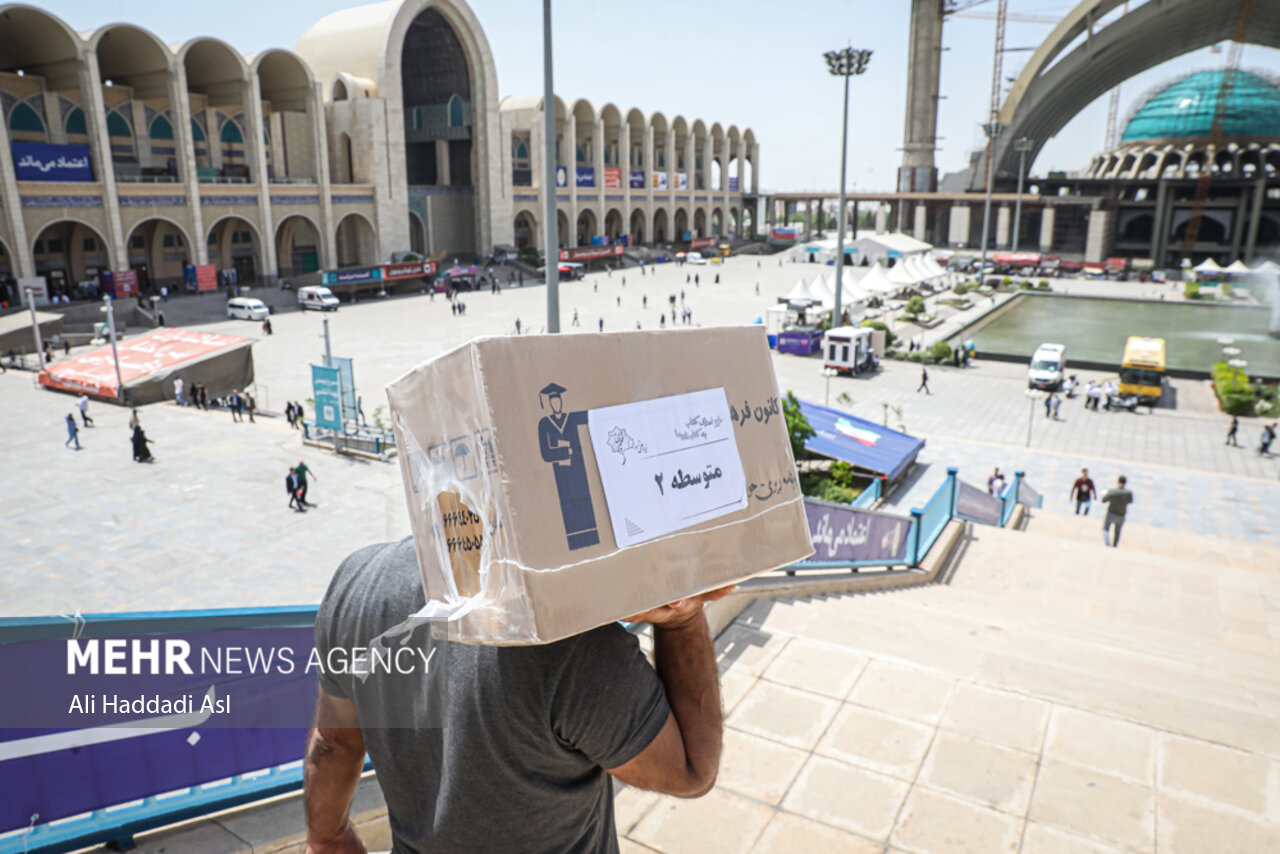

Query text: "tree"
[782, 390, 814, 461]
[904, 295, 926, 318]
[520, 245, 541, 267]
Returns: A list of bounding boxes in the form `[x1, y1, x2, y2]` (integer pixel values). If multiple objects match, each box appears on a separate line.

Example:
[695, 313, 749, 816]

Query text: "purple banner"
[729, 177, 740, 192]
[13, 142, 93, 182]
[630, 169, 645, 189]
[955, 480, 1002, 525]
[804, 498, 910, 563]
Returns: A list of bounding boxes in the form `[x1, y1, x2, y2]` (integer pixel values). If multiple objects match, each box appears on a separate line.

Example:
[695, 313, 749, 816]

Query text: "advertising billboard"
[675, 172, 688, 190]
[629, 170, 645, 189]
[12, 142, 93, 182]
[322, 268, 381, 286]
[382, 261, 437, 280]
[195, 264, 218, 292]
[311, 364, 342, 431]
[652, 172, 667, 190]
[803, 499, 910, 564]
[603, 168, 622, 189]
[576, 166, 594, 188]
[558, 245, 624, 262]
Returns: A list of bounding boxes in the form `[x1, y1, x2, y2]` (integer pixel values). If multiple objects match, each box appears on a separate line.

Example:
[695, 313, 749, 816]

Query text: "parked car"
[1028, 342, 1067, 391]
[298, 286, 340, 311]
[227, 297, 270, 320]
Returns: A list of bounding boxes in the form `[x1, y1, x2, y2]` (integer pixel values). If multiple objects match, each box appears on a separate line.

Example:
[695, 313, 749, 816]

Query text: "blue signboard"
[729, 177, 740, 192]
[555, 165, 569, 188]
[630, 169, 645, 189]
[803, 498, 910, 564]
[311, 365, 342, 431]
[330, 356, 356, 424]
[12, 142, 93, 182]
[576, 166, 595, 188]
[322, 267, 381, 286]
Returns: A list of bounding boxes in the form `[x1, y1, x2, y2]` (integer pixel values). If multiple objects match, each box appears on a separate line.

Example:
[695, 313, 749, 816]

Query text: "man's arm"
[304, 689, 367, 854]
[607, 587, 733, 798]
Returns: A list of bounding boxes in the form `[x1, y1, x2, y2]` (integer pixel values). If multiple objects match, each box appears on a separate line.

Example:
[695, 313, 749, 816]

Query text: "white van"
[1028, 343, 1067, 390]
[686, 251, 708, 265]
[298, 286, 340, 311]
[227, 297, 270, 321]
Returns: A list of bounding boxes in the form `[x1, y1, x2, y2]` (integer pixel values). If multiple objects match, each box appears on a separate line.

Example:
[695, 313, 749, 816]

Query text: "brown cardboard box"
[386, 326, 813, 645]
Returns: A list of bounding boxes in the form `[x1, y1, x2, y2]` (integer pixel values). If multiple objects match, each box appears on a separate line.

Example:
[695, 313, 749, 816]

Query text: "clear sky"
[35, 0, 1280, 192]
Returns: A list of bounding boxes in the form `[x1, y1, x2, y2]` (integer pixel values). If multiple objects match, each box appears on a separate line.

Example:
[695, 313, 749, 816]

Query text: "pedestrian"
[295, 460, 315, 505]
[1260, 422, 1276, 456]
[287, 467, 306, 512]
[572, 309, 580, 327]
[452, 301, 458, 316]
[616, 295, 621, 307]
[671, 309, 676, 325]
[515, 317, 522, 335]
[1069, 468, 1096, 515]
[1052, 394, 1062, 420]
[680, 290, 685, 304]
[598, 317, 603, 332]
[302, 538, 731, 854]
[593, 282, 598, 293]
[1100, 475, 1134, 547]
[695, 274, 699, 286]
[131, 425, 154, 462]
[161, 285, 168, 302]
[987, 467, 1005, 496]
[174, 376, 185, 406]
[714, 273, 719, 284]
[263, 317, 273, 335]
[229, 389, 242, 422]
[642, 295, 648, 309]
[64, 413, 80, 450]
[1225, 415, 1239, 447]
[244, 391, 256, 424]
[686, 274, 691, 284]
[285, 401, 296, 428]
[755, 283, 760, 295]
[157, 309, 165, 327]
[128, 408, 140, 431]
[660, 314, 665, 328]
[1085, 380, 1098, 410]
[77, 393, 94, 427]
[621, 276, 625, 286]
[295, 401, 306, 427]
[917, 365, 930, 394]
[63, 338, 70, 356]
[1044, 393, 1053, 419]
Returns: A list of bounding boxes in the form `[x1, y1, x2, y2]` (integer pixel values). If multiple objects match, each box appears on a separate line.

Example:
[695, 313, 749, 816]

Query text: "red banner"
[382, 261, 438, 280]
[112, 270, 138, 297]
[1105, 257, 1128, 269]
[39, 328, 249, 399]
[559, 245, 624, 262]
[603, 168, 622, 189]
[195, 264, 217, 292]
[690, 237, 716, 249]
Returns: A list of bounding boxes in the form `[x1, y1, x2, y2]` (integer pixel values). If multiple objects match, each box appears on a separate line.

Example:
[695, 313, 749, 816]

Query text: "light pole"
[1011, 137, 1033, 253]
[823, 367, 837, 406]
[100, 295, 124, 402]
[541, 0, 560, 333]
[978, 121, 1004, 280]
[824, 47, 872, 327]
[1024, 388, 1042, 448]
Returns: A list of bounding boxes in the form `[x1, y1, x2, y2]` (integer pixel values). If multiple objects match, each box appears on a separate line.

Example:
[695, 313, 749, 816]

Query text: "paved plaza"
[1, 253, 1278, 618]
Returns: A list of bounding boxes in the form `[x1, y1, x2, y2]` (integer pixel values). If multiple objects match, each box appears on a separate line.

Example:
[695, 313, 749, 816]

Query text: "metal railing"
[301, 422, 396, 456]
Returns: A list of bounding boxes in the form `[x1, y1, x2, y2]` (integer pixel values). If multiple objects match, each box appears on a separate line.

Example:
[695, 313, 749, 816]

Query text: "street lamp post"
[541, 0, 560, 333]
[1024, 388, 1042, 448]
[978, 122, 1005, 281]
[824, 47, 872, 327]
[100, 295, 124, 402]
[1011, 137, 1033, 253]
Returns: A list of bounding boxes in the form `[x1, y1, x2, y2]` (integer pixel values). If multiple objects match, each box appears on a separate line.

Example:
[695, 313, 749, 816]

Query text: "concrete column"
[41, 87, 67, 145]
[899, 0, 943, 193]
[79, 53, 127, 272]
[0, 99, 34, 278]
[566, 112, 578, 246]
[1228, 183, 1250, 262]
[1243, 176, 1266, 264]
[1038, 206, 1056, 253]
[242, 78, 278, 280]
[531, 109, 544, 190]
[592, 117, 604, 228]
[130, 100, 151, 169]
[996, 205, 1011, 248]
[665, 126, 675, 230]
[948, 204, 970, 247]
[435, 140, 451, 186]
[307, 83, 336, 271]
[1150, 180, 1169, 266]
[620, 120, 631, 244]
[1084, 208, 1112, 263]
[914, 204, 927, 241]
[168, 67, 207, 264]
[206, 108, 223, 170]
[269, 112, 285, 179]
[751, 143, 760, 194]
[874, 203, 888, 235]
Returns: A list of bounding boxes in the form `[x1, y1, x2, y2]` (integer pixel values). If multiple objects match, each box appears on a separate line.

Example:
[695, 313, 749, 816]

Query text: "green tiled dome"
[1121, 70, 1280, 143]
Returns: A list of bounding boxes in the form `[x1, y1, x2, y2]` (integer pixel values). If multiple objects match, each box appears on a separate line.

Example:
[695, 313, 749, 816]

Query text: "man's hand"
[623, 584, 736, 630]
[305, 822, 366, 854]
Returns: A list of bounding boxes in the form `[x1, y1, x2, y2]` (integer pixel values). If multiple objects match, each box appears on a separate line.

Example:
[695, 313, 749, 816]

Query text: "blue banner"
[331, 356, 356, 424]
[555, 165, 569, 188]
[12, 142, 93, 182]
[803, 498, 910, 563]
[729, 177, 740, 192]
[311, 365, 342, 431]
[630, 169, 645, 189]
[322, 268, 381, 286]
[576, 166, 594, 188]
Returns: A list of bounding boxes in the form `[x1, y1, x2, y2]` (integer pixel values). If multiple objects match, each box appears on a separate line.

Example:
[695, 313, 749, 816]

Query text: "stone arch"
[409, 211, 427, 254]
[729, 207, 739, 238]
[630, 207, 647, 245]
[513, 209, 537, 249]
[674, 208, 688, 240]
[124, 216, 194, 294]
[333, 131, 355, 183]
[741, 205, 754, 237]
[180, 37, 251, 178]
[275, 214, 323, 278]
[557, 210, 570, 248]
[206, 214, 263, 284]
[0, 7, 86, 146]
[711, 207, 723, 237]
[626, 108, 645, 171]
[653, 208, 669, 244]
[650, 112, 668, 172]
[253, 49, 320, 183]
[693, 208, 707, 238]
[576, 208, 598, 246]
[335, 212, 377, 268]
[333, 78, 349, 101]
[603, 208, 623, 242]
[31, 219, 113, 299]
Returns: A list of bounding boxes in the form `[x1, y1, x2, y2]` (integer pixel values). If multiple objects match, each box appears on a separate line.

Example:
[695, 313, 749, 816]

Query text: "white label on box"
[587, 388, 747, 548]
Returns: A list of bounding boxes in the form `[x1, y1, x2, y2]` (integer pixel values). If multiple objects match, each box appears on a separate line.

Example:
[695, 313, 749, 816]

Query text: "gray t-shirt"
[1100, 487, 1134, 517]
[315, 538, 671, 854]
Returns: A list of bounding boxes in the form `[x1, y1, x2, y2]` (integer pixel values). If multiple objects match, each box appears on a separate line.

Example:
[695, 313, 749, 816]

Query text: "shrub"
[830, 460, 855, 488]
[904, 295, 926, 317]
[1212, 360, 1256, 414]
[1185, 281, 1200, 299]
[1001, 276, 1013, 287]
[859, 319, 897, 348]
[1220, 388, 1257, 415]
[1038, 279, 1049, 288]
[952, 282, 971, 296]
[783, 390, 815, 460]
[520, 245, 541, 267]
[1019, 281, 1034, 290]
[816, 480, 858, 504]
[928, 341, 953, 362]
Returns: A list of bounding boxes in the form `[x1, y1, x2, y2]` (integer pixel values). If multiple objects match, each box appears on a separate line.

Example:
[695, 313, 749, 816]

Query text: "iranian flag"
[835, 418, 880, 446]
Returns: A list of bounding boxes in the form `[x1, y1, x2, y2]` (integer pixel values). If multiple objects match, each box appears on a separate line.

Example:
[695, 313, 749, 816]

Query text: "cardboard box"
[386, 327, 813, 645]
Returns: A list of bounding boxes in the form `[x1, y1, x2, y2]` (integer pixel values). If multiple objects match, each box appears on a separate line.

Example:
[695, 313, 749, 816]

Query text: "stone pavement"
[1, 252, 1277, 617]
[617, 515, 1280, 853]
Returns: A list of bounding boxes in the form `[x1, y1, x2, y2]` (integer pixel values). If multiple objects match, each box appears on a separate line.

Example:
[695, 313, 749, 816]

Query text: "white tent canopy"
[785, 278, 817, 304]
[1224, 260, 1252, 274]
[1193, 258, 1223, 273]
[860, 264, 897, 295]
[1250, 259, 1280, 274]
[809, 274, 835, 308]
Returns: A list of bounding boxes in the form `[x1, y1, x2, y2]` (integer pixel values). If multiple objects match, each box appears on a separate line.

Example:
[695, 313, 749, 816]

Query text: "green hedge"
[1211, 360, 1256, 414]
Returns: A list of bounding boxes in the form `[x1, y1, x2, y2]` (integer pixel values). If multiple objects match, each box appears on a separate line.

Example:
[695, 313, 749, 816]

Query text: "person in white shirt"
[173, 376, 185, 406]
[77, 394, 94, 427]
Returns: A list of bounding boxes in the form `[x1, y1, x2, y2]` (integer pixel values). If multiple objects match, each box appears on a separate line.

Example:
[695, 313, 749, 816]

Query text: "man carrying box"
[302, 536, 733, 854]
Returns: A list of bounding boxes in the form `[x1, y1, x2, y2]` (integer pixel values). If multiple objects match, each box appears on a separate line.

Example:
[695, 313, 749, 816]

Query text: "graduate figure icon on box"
[537, 382, 600, 550]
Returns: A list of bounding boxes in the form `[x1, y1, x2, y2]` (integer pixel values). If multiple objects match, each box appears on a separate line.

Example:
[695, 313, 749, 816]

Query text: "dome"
[1121, 70, 1280, 143]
